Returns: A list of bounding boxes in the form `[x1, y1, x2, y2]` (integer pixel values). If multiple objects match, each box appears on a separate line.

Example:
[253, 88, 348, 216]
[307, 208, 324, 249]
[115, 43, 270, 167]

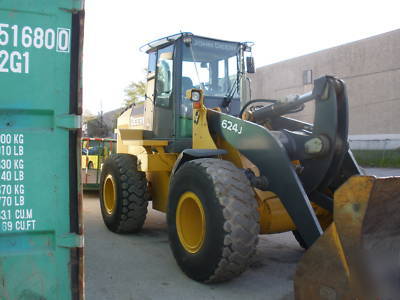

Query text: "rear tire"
[100, 154, 149, 233]
[167, 158, 259, 283]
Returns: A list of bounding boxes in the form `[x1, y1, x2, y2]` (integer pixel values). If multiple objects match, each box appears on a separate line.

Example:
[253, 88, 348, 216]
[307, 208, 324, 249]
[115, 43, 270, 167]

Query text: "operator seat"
[180, 76, 194, 120]
[182, 76, 194, 95]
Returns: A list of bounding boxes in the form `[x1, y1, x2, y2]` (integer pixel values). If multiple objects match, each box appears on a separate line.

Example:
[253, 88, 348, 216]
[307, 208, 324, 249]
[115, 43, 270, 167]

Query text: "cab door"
[0, 1, 84, 299]
[142, 51, 155, 131]
[153, 44, 175, 138]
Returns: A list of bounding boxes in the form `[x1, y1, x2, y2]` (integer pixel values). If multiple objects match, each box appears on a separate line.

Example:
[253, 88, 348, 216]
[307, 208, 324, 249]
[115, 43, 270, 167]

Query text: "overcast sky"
[82, 0, 400, 114]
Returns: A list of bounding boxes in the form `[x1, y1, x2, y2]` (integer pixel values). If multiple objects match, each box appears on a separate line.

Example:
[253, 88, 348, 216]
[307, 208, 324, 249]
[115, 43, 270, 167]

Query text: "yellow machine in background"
[81, 138, 116, 169]
[81, 137, 116, 190]
[81, 149, 100, 169]
[99, 33, 400, 297]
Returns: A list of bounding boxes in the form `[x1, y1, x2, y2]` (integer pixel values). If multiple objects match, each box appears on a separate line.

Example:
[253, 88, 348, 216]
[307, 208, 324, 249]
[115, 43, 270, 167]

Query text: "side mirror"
[246, 57, 255, 74]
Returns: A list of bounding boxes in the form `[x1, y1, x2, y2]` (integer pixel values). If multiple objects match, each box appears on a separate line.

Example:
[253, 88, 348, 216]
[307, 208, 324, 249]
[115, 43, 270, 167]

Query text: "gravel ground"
[83, 168, 399, 300]
[84, 193, 301, 300]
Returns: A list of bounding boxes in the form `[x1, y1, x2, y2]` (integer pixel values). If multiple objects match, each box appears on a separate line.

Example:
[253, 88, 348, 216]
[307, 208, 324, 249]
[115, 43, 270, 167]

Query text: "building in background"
[84, 108, 123, 138]
[250, 29, 400, 154]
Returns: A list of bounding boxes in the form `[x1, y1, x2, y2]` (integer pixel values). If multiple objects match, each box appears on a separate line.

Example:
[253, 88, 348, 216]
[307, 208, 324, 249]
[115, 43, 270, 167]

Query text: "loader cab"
[139, 33, 252, 149]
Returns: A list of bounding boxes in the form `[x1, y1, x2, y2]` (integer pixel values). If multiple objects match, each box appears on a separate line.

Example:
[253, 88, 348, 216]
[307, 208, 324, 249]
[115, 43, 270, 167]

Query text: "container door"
[0, 1, 84, 299]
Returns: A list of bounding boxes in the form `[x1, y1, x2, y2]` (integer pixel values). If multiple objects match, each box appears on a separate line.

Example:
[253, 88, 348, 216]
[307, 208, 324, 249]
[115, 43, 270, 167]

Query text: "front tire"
[167, 158, 259, 283]
[100, 154, 149, 233]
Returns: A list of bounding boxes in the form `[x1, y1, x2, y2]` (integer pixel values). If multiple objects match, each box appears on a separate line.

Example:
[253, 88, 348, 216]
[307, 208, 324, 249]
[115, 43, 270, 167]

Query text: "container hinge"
[55, 114, 81, 130]
[57, 233, 84, 248]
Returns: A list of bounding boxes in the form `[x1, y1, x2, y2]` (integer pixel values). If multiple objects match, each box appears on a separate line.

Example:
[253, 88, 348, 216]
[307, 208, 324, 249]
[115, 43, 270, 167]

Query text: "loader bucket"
[295, 176, 400, 299]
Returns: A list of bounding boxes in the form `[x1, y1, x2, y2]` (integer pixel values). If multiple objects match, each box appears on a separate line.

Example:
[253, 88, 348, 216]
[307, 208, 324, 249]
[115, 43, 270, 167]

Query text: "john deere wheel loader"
[100, 33, 400, 297]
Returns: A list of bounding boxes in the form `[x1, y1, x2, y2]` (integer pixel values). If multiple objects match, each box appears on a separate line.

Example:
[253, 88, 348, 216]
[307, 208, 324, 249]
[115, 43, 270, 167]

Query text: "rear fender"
[171, 149, 227, 175]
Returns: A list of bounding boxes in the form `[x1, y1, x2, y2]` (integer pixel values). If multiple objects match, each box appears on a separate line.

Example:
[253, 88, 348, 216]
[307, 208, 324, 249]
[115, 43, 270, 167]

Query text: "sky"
[82, 0, 400, 114]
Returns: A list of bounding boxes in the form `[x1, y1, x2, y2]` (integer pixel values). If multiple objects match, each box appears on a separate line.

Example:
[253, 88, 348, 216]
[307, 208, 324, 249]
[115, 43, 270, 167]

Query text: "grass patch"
[352, 149, 400, 168]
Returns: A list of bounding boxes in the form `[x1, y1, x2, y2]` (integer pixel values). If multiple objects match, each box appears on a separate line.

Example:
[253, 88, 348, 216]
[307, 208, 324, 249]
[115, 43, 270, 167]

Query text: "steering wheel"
[239, 99, 278, 119]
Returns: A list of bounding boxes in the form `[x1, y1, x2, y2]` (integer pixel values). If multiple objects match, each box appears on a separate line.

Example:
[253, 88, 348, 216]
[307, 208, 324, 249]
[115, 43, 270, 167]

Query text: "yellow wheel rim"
[103, 174, 116, 215]
[176, 191, 206, 254]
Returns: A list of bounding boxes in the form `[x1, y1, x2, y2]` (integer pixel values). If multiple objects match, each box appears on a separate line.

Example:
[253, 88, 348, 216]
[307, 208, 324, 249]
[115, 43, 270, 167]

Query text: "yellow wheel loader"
[100, 33, 400, 297]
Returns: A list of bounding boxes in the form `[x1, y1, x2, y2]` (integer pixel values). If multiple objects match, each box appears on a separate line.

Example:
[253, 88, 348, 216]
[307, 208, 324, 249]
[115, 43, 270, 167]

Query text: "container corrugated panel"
[0, 1, 84, 299]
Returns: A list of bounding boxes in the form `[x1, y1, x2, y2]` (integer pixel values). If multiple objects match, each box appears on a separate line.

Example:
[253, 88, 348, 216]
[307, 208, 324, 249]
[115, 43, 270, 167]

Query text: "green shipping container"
[0, 1, 84, 299]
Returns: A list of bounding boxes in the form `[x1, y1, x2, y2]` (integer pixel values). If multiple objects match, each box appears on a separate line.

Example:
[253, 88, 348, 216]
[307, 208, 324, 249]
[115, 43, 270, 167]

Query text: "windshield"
[181, 37, 239, 98]
[178, 37, 240, 138]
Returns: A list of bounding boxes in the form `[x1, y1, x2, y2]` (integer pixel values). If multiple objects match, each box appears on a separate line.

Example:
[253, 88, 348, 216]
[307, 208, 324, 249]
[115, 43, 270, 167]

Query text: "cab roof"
[139, 32, 244, 53]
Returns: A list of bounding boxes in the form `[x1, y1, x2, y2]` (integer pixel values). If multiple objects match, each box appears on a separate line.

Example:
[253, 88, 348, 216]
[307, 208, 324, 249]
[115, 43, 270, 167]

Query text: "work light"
[191, 90, 201, 102]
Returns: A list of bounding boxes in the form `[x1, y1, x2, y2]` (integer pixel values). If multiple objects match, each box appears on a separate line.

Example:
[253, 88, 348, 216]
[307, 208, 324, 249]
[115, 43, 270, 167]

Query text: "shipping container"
[0, 1, 84, 299]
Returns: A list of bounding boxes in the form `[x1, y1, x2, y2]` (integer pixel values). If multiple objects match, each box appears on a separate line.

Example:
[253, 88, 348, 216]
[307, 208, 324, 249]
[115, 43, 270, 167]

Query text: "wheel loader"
[100, 33, 400, 298]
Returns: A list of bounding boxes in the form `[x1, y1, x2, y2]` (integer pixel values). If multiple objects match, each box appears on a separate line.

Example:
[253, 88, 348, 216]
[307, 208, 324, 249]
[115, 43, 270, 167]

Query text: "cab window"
[155, 45, 174, 108]
[148, 51, 156, 74]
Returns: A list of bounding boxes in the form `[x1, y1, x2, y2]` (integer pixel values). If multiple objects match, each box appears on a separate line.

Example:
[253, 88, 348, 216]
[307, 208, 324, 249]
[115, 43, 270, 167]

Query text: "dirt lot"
[84, 193, 302, 300]
[83, 168, 400, 300]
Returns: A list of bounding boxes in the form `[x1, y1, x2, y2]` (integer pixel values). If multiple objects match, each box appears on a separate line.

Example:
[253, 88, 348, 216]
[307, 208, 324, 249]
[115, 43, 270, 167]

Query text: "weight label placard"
[0, 133, 37, 232]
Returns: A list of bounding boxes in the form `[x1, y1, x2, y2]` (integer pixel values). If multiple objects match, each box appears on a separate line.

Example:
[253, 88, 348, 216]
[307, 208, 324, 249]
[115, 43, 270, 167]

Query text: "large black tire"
[167, 158, 259, 283]
[100, 154, 149, 233]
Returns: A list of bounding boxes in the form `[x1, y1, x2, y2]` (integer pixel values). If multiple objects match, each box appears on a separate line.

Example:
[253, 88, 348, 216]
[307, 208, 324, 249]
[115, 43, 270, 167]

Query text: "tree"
[84, 109, 110, 138]
[83, 109, 96, 123]
[82, 109, 96, 137]
[86, 118, 109, 138]
[123, 80, 146, 107]
[123, 69, 148, 107]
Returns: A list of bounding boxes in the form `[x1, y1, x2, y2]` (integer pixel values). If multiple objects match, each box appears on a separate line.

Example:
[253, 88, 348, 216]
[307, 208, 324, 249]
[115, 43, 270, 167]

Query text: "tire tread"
[189, 159, 259, 283]
[101, 154, 149, 233]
